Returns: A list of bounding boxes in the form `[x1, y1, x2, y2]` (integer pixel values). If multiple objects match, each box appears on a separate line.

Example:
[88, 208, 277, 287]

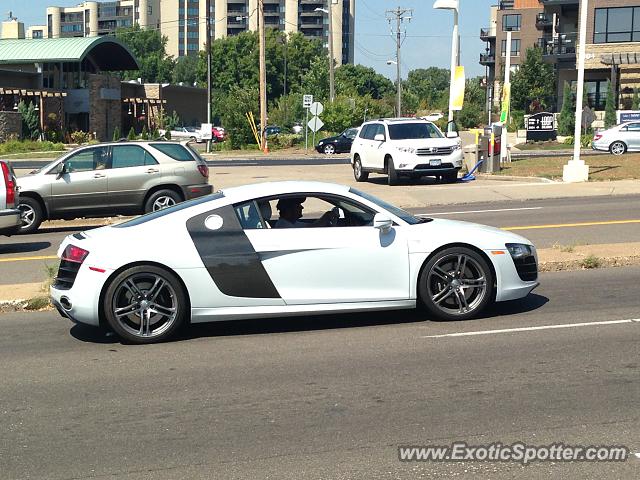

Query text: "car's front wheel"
[418, 247, 494, 321]
[353, 156, 369, 182]
[103, 265, 187, 344]
[18, 197, 44, 234]
[610, 141, 626, 155]
[323, 144, 336, 155]
[387, 158, 399, 186]
[145, 189, 181, 213]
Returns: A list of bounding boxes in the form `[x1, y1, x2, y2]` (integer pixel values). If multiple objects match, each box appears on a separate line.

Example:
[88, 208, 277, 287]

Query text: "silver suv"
[0, 160, 21, 236]
[17, 141, 212, 233]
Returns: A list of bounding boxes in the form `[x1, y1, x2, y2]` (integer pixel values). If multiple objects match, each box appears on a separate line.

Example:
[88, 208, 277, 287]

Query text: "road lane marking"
[503, 219, 640, 230]
[0, 255, 58, 263]
[422, 319, 639, 339]
[419, 207, 543, 216]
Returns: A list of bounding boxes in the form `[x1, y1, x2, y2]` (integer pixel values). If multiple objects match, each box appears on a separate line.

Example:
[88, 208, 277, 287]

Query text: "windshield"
[388, 123, 443, 140]
[349, 188, 429, 225]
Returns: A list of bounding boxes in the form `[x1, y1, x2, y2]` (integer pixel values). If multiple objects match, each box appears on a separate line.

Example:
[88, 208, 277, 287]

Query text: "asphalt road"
[2, 195, 639, 285]
[1, 267, 638, 479]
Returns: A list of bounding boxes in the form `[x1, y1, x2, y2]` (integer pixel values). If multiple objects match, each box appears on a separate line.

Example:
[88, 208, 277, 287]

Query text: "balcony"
[480, 27, 496, 41]
[540, 0, 578, 5]
[499, 0, 514, 9]
[538, 33, 577, 59]
[536, 13, 554, 30]
[480, 53, 496, 65]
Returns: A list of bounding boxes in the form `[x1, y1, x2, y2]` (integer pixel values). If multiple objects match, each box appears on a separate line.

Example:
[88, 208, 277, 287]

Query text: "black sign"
[526, 112, 557, 142]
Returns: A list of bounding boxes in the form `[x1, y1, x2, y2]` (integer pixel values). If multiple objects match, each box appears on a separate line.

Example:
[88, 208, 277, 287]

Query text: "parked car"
[592, 122, 640, 155]
[292, 122, 303, 134]
[161, 126, 204, 143]
[50, 180, 538, 344]
[0, 160, 21, 236]
[265, 125, 281, 137]
[316, 128, 359, 155]
[350, 118, 462, 185]
[422, 112, 444, 122]
[17, 141, 212, 234]
[212, 126, 226, 142]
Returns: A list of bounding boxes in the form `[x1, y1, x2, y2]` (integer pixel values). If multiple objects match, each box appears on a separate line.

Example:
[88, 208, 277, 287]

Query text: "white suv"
[350, 118, 462, 185]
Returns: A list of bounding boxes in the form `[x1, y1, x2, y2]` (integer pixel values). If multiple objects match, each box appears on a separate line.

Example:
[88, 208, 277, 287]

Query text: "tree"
[403, 67, 450, 110]
[127, 127, 136, 140]
[557, 81, 575, 136]
[334, 64, 394, 100]
[633, 89, 640, 110]
[17, 100, 40, 140]
[215, 86, 259, 148]
[604, 80, 617, 128]
[456, 77, 486, 128]
[172, 55, 200, 86]
[112, 126, 121, 141]
[510, 47, 555, 113]
[116, 25, 175, 83]
[141, 125, 149, 140]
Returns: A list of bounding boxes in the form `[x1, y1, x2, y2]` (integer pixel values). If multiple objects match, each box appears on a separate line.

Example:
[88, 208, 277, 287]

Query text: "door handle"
[93, 173, 106, 178]
[146, 168, 159, 174]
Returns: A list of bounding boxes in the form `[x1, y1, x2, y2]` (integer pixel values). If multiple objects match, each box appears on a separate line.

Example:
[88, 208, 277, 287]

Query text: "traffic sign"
[307, 116, 324, 133]
[303, 94, 313, 108]
[310, 101, 324, 116]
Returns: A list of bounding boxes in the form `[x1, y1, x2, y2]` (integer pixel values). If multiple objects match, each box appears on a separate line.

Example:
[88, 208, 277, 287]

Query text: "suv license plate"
[429, 159, 442, 167]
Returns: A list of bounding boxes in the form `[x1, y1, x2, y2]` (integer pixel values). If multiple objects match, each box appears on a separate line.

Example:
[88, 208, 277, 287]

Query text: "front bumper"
[395, 149, 463, 175]
[183, 183, 213, 200]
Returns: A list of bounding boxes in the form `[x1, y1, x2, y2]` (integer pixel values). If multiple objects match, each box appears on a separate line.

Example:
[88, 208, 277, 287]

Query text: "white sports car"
[51, 181, 539, 344]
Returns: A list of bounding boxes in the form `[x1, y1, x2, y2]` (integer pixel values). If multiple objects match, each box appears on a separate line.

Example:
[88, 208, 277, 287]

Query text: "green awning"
[0, 36, 139, 70]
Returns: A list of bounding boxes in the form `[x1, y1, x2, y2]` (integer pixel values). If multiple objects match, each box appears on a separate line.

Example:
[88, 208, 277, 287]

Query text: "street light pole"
[315, 6, 335, 103]
[259, 0, 267, 152]
[433, 0, 459, 125]
[563, 0, 590, 182]
[206, 0, 212, 153]
[386, 59, 400, 116]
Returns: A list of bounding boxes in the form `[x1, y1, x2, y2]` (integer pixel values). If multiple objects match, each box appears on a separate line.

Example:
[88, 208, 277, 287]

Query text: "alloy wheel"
[111, 272, 178, 339]
[324, 144, 336, 155]
[610, 142, 625, 156]
[426, 253, 488, 316]
[152, 196, 177, 211]
[18, 204, 35, 229]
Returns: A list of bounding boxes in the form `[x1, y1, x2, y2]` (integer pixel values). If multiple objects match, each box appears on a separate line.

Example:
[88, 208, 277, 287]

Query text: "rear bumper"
[0, 208, 21, 236]
[183, 183, 213, 200]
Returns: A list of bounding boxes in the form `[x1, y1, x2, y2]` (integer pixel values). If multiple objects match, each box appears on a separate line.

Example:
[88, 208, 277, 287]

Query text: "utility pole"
[206, 0, 212, 153]
[328, 1, 335, 103]
[259, 0, 267, 152]
[386, 7, 412, 117]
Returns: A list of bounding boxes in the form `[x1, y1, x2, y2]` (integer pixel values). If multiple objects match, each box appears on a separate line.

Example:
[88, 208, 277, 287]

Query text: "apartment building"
[481, 0, 640, 112]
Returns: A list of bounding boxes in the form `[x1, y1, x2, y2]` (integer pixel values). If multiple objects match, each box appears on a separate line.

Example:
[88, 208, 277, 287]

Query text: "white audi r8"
[51, 181, 539, 344]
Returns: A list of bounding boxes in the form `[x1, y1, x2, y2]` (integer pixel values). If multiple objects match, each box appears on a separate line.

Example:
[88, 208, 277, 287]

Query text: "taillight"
[62, 245, 89, 264]
[197, 164, 209, 178]
[1, 162, 15, 207]
[593, 134, 602, 141]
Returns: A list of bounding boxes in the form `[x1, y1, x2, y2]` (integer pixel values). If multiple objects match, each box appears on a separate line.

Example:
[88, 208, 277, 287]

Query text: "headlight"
[395, 146, 416, 154]
[506, 243, 533, 259]
[452, 143, 462, 151]
[318, 141, 324, 145]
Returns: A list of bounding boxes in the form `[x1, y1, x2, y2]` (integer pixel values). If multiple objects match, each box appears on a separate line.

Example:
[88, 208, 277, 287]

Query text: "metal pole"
[305, 107, 309, 152]
[501, 30, 512, 164]
[396, 12, 402, 117]
[563, 0, 589, 182]
[206, 0, 212, 153]
[259, 0, 267, 151]
[447, 8, 459, 125]
[328, 2, 335, 103]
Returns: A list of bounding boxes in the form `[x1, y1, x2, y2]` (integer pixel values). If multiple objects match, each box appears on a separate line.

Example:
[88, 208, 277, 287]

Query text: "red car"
[211, 126, 226, 142]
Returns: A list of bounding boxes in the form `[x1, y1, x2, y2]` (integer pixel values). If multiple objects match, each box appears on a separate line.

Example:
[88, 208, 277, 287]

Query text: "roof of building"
[0, 36, 139, 70]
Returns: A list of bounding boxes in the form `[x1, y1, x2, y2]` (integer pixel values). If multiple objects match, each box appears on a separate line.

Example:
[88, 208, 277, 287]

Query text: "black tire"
[18, 197, 44, 234]
[387, 158, 398, 186]
[353, 156, 369, 182]
[443, 171, 458, 183]
[103, 265, 187, 344]
[418, 246, 494, 321]
[144, 189, 182, 213]
[610, 141, 626, 156]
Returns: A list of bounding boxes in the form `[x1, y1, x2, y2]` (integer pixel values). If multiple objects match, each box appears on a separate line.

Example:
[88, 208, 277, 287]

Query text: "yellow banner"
[500, 83, 511, 124]
[450, 66, 465, 111]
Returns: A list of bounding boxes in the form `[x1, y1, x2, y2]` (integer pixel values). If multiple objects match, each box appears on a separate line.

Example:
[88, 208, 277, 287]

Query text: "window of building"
[501, 38, 521, 56]
[584, 80, 608, 110]
[594, 7, 640, 43]
[32, 30, 43, 39]
[502, 14, 521, 32]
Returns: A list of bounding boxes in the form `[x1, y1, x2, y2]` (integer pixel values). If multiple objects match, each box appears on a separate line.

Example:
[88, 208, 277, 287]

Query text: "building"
[31, 1, 354, 65]
[481, 0, 640, 116]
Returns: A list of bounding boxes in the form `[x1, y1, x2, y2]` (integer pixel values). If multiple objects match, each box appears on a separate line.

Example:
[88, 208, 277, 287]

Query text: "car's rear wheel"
[18, 197, 43, 234]
[323, 144, 336, 155]
[387, 158, 399, 186]
[103, 265, 187, 344]
[610, 141, 626, 155]
[145, 189, 181, 213]
[418, 247, 494, 321]
[353, 156, 369, 182]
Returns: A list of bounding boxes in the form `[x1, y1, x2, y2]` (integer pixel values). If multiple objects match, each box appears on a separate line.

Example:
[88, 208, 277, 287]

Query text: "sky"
[3, 0, 494, 80]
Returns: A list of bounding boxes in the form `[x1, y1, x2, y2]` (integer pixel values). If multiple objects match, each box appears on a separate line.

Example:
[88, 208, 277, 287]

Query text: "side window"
[360, 124, 373, 140]
[375, 124, 386, 140]
[234, 200, 270, 230]
[346, 128, 358, 139]
[626, 123, 640, 131]
[65, 146, 108, 172]
[112, 145, 158, 169]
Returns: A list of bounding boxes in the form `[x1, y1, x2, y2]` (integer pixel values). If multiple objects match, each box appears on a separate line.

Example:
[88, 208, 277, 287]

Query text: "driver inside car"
[274, 197, 339, 228]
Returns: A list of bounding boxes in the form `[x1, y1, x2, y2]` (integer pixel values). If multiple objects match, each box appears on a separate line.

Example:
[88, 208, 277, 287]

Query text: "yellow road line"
[503, 219, 640, 231]
[0, 255, 58, 263]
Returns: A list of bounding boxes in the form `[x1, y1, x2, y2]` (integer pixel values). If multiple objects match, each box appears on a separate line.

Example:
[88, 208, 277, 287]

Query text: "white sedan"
[51, 181, 539, 343]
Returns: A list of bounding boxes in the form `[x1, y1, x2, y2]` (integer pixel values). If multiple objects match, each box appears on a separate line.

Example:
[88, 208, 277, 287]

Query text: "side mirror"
[446, 131, 459, 138]
[374, 133, 385, 142]
[446, 120, 459, 138]
[373, 213, 393, 233]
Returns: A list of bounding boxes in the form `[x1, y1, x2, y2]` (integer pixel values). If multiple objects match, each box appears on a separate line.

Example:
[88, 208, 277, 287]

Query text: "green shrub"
[509, 110, 525, 131]
[127, 127, 136, 140]
[0, 140, 65, 155]
[268, 133, 302, 149]
[558, 81, 575, 136]
[604, 80, 616, 128]
[141, 125, 149, 140]
[580, 255, 601, 269]
[112, 126, 121, 141]
[562, 134, 593, 148]
[70, 131, 92, 144]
